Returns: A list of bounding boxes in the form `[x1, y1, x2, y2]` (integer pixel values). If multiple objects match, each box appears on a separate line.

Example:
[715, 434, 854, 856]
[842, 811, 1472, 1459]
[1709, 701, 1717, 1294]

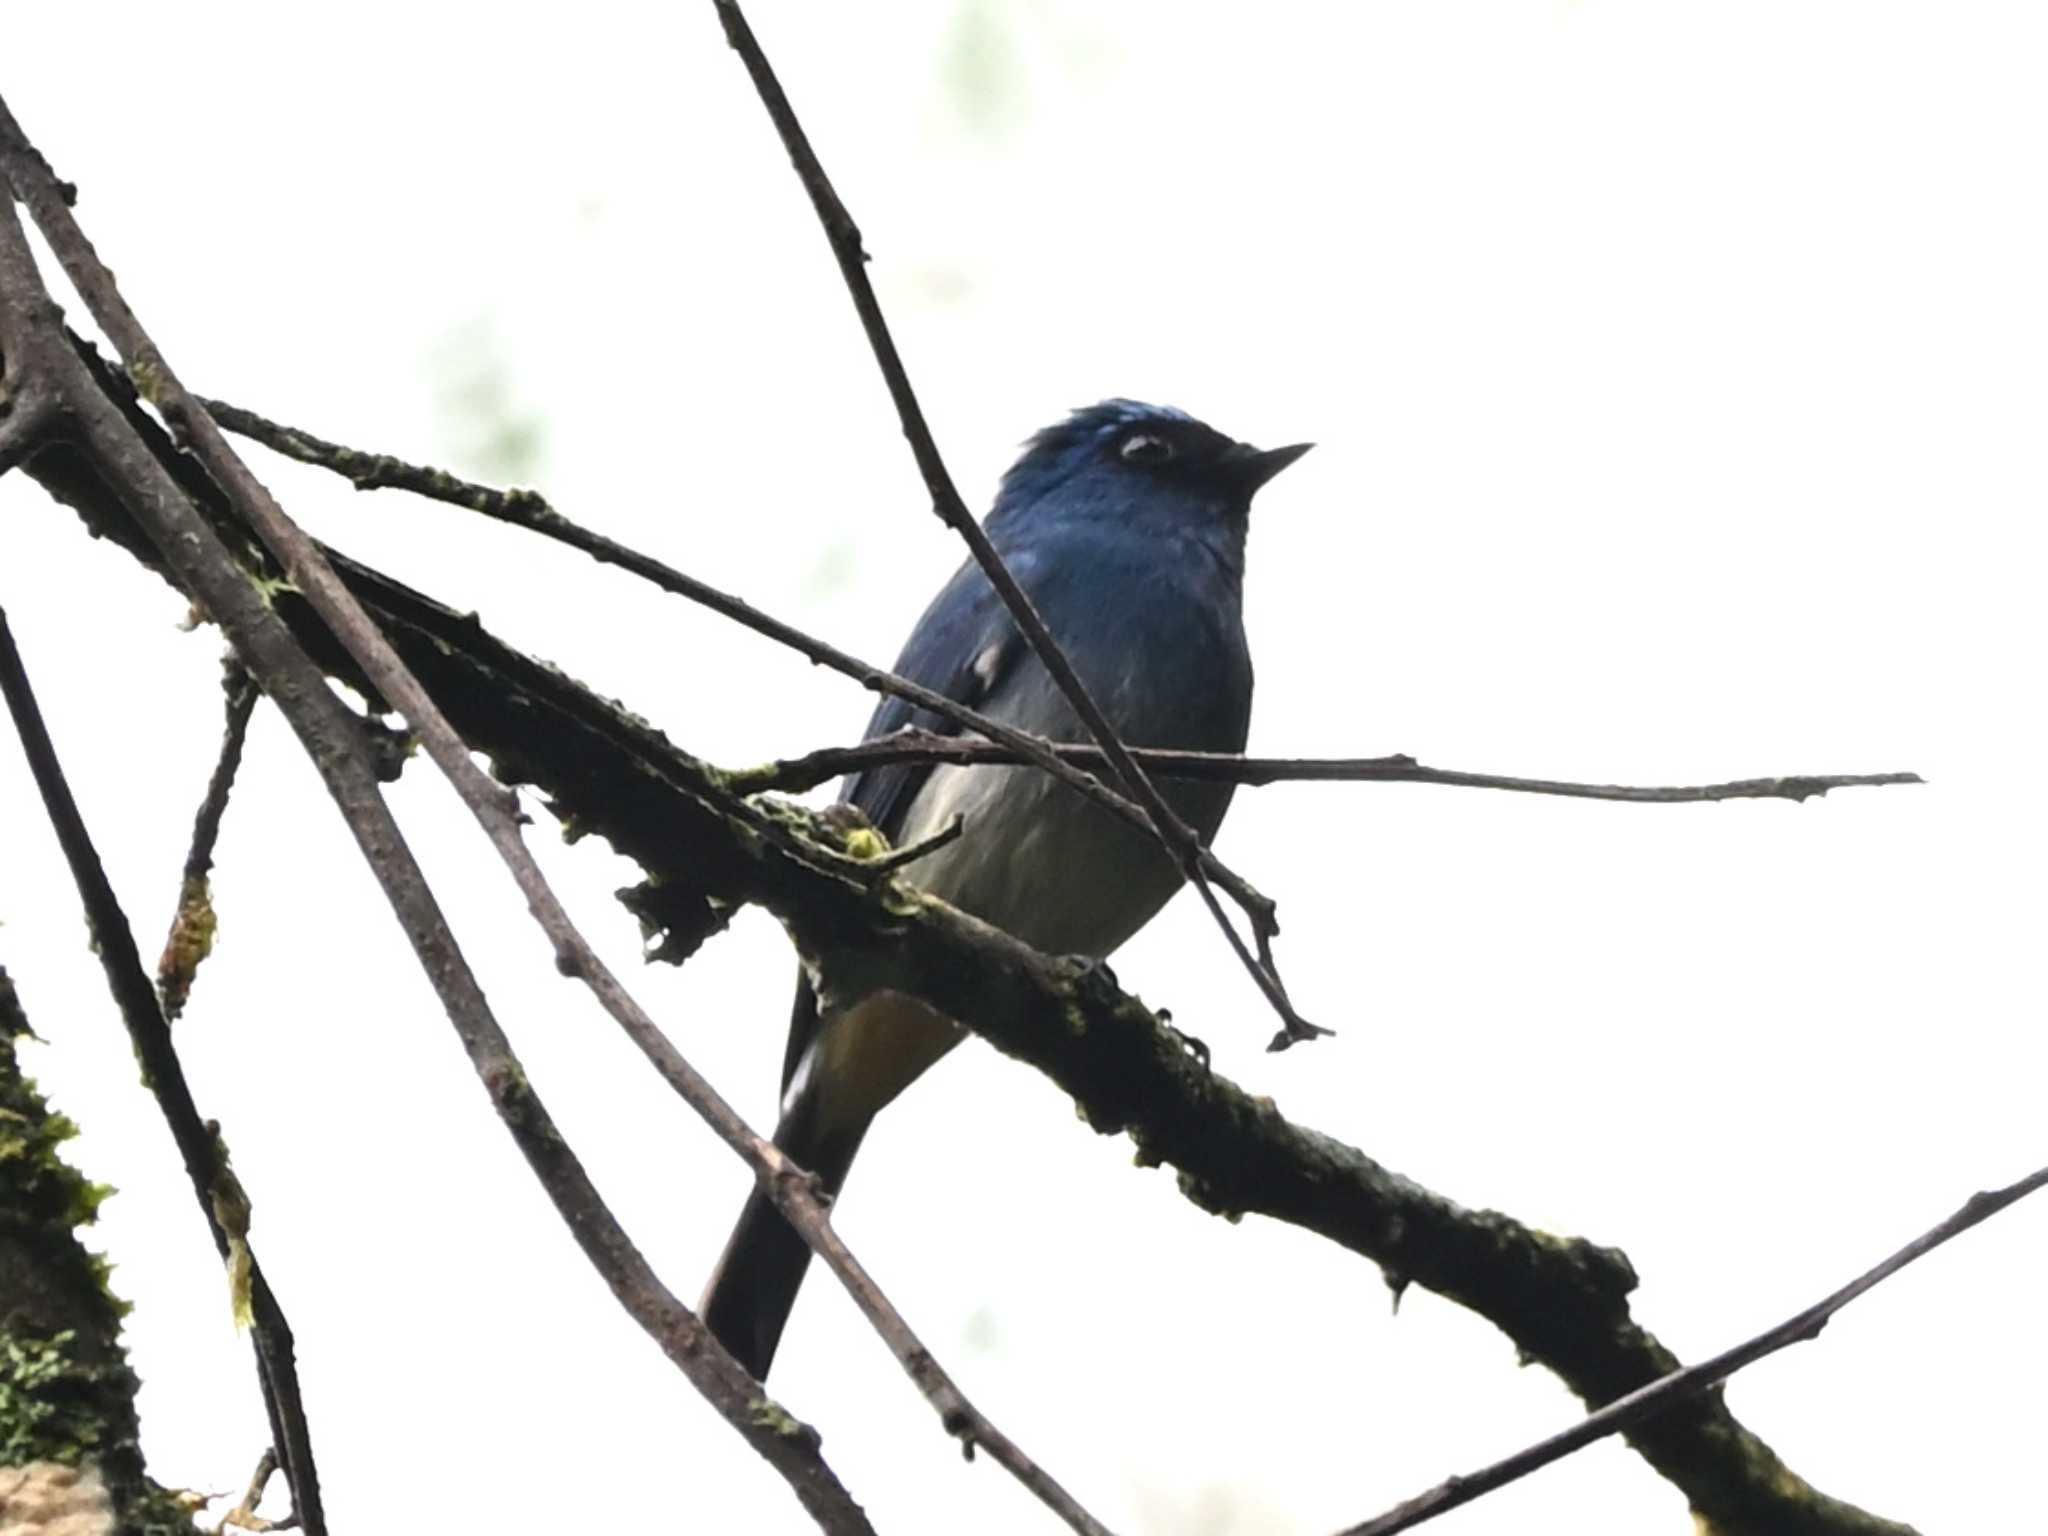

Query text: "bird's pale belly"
[795, 756, 1227, 1129]
[896, 755, 1221, 956]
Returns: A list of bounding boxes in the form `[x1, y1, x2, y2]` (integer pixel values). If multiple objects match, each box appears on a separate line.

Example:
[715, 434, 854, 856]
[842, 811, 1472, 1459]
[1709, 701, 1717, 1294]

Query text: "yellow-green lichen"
[246, 568, 301, 603]
[123, 354, 169, 408]
[839, 826, 889, 863]
[748, 1397, 805, 1438]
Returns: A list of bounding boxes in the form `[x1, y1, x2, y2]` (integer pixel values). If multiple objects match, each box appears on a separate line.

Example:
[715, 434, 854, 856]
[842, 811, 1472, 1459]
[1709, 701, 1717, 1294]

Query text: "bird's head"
[987, 400, 1311, 559]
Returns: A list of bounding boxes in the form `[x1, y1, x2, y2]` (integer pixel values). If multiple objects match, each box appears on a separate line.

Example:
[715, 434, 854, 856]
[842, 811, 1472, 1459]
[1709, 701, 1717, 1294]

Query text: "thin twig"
[0, 607, 329, 1536]
[202, 393, 1285, 981]
[2, 109, 1112, 1536]
[212, 1448, 280, 1535]
[0, 152, 873, 1535]
[1339, 1162, 2048, 1536]
[158, 657, 258, 1020]
[731, 729, 1925, 804]
[711, 0, 1324, 1048]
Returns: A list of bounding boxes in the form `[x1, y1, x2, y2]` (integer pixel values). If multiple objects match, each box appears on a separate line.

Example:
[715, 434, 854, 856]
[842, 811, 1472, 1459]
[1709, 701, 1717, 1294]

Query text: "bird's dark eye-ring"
[1119, 432, 1174, 465]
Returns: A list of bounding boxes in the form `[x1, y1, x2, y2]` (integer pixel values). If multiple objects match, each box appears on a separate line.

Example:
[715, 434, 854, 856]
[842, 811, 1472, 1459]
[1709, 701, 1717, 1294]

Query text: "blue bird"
[701, 400, 1311, 1378]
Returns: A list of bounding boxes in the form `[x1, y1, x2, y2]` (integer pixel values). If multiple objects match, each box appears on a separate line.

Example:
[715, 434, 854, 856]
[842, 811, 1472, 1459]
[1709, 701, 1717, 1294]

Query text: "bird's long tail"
[701, 1097, 866, 1381]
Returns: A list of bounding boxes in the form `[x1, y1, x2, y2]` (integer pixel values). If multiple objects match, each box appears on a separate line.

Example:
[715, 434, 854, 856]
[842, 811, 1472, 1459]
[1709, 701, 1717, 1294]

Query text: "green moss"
[840, 827, 888, 863]
[124, 354, 169, 408]
[0, 1329, 100, 1465]
[247, 569, 300, 603]
[1, 966, 185, 1523]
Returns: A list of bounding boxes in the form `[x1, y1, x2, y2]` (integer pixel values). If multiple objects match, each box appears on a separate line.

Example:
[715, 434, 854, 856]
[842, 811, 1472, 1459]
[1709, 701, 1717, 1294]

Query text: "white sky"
[2, 3, 2043, 1533]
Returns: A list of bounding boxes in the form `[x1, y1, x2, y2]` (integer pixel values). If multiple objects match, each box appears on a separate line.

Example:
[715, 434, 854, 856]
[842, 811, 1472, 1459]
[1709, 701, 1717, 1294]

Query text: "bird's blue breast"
[1006, 520, 1252, 756]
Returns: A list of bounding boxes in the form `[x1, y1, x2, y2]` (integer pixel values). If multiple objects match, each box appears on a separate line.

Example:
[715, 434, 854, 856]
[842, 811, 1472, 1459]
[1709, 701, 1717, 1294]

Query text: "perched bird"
[701, 400, 1310, 1378]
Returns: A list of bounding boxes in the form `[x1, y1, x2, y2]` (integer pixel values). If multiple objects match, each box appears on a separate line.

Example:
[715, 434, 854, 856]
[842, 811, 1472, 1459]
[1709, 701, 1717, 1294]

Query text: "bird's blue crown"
[1028, 398, 1194, 449]
[996, 399, 1234, 514]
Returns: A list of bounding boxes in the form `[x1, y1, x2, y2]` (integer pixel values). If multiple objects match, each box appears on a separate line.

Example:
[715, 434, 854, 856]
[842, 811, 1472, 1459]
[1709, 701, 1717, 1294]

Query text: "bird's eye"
[1119, 432, 1174, 465]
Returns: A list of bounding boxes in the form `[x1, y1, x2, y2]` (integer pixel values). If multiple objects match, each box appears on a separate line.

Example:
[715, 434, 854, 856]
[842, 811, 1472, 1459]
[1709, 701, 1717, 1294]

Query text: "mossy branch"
[12, 330, 1923, 1534]
[0, 964, 196, 1535]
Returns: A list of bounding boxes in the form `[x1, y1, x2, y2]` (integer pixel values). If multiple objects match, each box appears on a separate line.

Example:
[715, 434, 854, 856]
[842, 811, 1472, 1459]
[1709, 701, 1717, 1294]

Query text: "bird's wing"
[779, 557, 1026, 1098]
[843, 559, 1028, 842]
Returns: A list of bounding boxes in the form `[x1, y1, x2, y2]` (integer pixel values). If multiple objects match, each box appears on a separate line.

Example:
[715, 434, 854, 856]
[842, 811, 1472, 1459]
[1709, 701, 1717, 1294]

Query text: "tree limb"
[1, 107, 1108, 1536]
[0, 148, 874, 1536]
[10, 326, 1924, 1535]
[14, 318, 1925, 1536]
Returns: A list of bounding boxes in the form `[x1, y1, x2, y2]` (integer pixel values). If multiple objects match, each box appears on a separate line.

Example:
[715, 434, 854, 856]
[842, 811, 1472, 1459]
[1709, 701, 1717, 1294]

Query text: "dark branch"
[731, 728, 1924, 804]
[0, 607, 329, 1536]
[710, 0, 1326, 1049]
[3, 114, 1105, 1536]
[1341, 1163, 2048, 1535]
[0, 138, 874, 1536]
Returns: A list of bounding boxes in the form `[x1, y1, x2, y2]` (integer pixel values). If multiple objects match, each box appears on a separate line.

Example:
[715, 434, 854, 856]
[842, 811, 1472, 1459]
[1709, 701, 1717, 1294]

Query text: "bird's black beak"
[1228, 440, 1314, 496]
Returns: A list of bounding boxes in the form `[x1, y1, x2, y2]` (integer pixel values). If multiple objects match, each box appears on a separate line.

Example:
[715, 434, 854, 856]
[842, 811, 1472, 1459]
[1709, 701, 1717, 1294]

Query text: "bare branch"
[1341, 1163, 2048, 1536]
[710, 0, 1326, 1048]
[1, 107, 1109, 1536]
[0, 143, 873, 1535]
[0, 607, 329, 1536]
[732, 728, 1924, 804]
